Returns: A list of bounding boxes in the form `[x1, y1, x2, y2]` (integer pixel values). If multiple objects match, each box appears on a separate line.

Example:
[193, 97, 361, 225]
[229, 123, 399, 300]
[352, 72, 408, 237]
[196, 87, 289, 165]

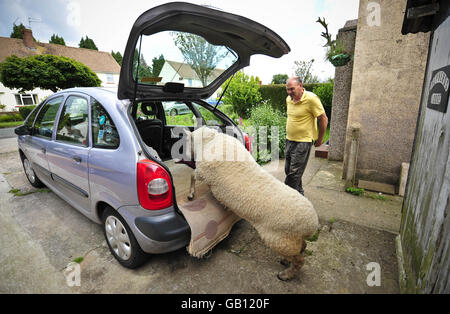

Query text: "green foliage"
[79, 36, 98, 50]
[346, 187, 364, 196]
[0, 55, 101, 93]
[151, 54, 165, 77]
[317, 17, 352, 67]
[312, 79, 334, 120]
[49, 34, 66, 45]
[221, 71, 262, 119]
[10, 23, 25, 39]
[246, 101, 287, 163]
[306, 229, 320, 242]
[133, 49, 152, 82]
[259, 83, 324, 113]
[0, 113, 22, 122]
[111, 51, 123, 66]
[19, 105, 36, 120]
[271, 74, 288, 84]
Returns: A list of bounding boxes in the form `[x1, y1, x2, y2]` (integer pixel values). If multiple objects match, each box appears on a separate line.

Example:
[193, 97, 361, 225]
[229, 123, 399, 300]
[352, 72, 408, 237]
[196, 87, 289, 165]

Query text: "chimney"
[22, 28, 35, 49]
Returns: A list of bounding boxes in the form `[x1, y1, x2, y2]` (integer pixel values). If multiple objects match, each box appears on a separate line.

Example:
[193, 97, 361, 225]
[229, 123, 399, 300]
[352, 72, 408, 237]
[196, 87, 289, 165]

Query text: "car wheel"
[170, 109, 177, 116]
[22, 157, 45, 188]
[102, 206, 148, 269]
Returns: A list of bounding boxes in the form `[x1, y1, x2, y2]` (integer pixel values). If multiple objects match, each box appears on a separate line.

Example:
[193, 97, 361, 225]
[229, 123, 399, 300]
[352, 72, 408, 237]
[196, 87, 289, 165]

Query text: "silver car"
[15, 2, 289, 268]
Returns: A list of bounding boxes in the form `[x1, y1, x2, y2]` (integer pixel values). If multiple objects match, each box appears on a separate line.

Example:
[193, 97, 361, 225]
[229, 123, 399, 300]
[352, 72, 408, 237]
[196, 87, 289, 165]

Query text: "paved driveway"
[0, 138, 401, 294]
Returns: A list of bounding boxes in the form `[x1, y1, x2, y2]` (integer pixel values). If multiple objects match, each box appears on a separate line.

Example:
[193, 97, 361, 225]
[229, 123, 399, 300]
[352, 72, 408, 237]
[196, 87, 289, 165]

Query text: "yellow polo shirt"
[286, 90, 325, 142]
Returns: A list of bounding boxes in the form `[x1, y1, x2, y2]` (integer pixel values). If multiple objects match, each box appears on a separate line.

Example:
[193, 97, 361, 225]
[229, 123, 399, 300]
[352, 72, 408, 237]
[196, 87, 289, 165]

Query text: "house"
[158, 60, 225, 89]
[0, 28, 120, 111]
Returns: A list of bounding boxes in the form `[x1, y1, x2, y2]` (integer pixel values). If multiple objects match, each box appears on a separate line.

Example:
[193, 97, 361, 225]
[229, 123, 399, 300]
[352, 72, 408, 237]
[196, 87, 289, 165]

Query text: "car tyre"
[22, 156, 45, 188]
[102, 206, 148, 269]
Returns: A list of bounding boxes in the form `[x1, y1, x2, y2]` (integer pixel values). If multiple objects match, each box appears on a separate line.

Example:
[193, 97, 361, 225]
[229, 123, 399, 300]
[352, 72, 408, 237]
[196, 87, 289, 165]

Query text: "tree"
[79, 36, 98, 50]
[172, 32, 229, 87]
[293, 59, 320, 84]
[10, 23, 25, 39]
[0, 55, 101, 93]
[132, 49, 152, 82]
[271, 74, 288, 84]
[151, 54, 165, 77]
[111, 51, 123, 66]
[49, 34, 66, 46]
[221, 71, 262, 118]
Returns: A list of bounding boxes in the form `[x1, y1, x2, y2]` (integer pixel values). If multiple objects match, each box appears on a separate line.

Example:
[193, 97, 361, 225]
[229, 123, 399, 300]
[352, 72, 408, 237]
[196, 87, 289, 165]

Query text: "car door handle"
[73, 156, 82, 163]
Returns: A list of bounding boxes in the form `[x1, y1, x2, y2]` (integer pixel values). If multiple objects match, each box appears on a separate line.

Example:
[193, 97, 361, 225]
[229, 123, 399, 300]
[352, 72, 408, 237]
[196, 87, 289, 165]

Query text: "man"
[284, 76, 328, 196]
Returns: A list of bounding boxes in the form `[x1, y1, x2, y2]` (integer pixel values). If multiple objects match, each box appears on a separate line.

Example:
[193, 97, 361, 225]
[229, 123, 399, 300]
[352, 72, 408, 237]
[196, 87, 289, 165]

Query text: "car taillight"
[137, 159, 173, 210]
[244, 133, 253, 154]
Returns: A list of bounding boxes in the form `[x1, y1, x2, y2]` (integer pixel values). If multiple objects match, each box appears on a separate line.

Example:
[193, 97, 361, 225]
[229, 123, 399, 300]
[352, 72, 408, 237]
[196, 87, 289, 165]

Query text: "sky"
[0, 0, 361, 84]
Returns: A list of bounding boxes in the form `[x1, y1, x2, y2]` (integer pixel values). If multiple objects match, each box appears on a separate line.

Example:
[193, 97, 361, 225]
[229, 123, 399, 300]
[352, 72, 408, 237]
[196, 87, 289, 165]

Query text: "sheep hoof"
[279, 259, 290, 266]
[187, 194, 194, 201]
[277, 271, 294, 281]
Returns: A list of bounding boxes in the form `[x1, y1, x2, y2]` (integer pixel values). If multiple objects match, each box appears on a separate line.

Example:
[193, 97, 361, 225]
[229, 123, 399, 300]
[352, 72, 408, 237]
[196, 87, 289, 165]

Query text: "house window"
[106, 74, 114, 84]
[15, 94, 38, 106]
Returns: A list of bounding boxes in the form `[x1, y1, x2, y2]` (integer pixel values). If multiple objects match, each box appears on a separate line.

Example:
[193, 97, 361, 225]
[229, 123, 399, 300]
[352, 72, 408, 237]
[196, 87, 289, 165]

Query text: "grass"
[9, 188, 51, 196]
[73, 257, 84, 264]
[346, 187, 365, 196]
[306, 229, 320, 242]
[0, 121, 23, 128]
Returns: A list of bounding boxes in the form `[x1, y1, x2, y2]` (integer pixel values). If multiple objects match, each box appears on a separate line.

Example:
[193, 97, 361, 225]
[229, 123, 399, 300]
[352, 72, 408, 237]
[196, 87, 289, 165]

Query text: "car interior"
[132, 100, 230, 162]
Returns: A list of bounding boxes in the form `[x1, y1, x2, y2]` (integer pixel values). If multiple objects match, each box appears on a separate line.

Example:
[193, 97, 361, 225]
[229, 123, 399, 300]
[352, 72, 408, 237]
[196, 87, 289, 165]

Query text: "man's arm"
[315, 113, 328, 147]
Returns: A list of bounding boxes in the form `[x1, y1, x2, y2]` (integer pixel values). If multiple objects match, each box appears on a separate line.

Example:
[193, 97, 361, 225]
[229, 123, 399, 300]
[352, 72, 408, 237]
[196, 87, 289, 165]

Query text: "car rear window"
[91, 99, 120, 149]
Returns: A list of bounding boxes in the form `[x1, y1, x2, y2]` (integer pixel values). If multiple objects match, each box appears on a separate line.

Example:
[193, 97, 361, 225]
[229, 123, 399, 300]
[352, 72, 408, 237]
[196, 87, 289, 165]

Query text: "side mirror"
[14, 125, 31, 136]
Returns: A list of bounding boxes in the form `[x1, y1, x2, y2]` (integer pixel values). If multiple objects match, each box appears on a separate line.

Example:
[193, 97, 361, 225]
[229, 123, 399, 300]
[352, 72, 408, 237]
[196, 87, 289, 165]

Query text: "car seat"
[136, 102, 163, 156]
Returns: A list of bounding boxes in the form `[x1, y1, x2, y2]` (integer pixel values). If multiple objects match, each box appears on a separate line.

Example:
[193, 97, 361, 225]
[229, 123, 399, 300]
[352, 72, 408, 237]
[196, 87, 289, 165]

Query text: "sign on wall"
[427, 65, 450, 113]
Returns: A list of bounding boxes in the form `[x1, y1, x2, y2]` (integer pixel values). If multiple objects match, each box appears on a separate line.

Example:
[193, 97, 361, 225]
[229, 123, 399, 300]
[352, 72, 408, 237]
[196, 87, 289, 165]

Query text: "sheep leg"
[279, 240, 307, 266]
[277, 254, 305, 281]
[187, 171, 196, 201]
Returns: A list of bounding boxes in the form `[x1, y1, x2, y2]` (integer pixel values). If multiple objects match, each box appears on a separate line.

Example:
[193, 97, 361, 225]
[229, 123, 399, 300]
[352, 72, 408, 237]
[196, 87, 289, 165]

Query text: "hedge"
[0, 113, 23, 122]
[259, 83, 322, 113]
[18, 105, 36, 120]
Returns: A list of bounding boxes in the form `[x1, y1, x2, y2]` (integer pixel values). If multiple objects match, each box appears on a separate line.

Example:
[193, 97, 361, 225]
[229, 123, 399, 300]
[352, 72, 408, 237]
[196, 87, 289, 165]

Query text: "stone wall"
[342, 0, 430, 185]
[328, 20, 357, 162]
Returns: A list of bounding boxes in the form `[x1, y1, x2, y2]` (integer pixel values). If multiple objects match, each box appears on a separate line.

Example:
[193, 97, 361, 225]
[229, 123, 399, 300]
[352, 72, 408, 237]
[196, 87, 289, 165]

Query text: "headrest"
[141, 103, 157, 116]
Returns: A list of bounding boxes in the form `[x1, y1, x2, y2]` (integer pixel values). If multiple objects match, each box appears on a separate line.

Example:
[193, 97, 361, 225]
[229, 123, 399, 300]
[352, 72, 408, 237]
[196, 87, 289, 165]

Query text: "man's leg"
[284, 141, 312, 195]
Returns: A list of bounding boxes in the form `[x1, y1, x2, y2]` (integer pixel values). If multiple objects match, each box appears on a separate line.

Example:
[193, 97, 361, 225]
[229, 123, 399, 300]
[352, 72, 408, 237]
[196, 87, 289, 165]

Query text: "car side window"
[163, 101, 196, 127]
[56, 95, 89, 146]
[25, 103, 43, 129]
[33, 96, 64, 139]
[91, 99, 120, 149]
[193, 103, 225, 127]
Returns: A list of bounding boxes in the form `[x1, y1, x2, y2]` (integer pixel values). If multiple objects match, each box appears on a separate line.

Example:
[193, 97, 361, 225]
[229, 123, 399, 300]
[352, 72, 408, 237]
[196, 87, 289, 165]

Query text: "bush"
[245, 101, 287, 164]
[312, 80, 334, 120]
[0, 113, 23, 122]
[221, 71, 262, 119]
[19, 105, 36, 120]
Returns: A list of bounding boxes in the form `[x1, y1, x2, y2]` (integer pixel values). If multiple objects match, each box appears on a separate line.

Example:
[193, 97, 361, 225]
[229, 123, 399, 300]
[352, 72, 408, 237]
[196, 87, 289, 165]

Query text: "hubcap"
[105, 216, 132, 261]
[24, 159, 35, 183]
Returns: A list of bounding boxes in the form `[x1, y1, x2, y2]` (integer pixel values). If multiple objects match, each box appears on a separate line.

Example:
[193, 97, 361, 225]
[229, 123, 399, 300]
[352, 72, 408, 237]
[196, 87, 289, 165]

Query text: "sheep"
[185, 126, 319, 281]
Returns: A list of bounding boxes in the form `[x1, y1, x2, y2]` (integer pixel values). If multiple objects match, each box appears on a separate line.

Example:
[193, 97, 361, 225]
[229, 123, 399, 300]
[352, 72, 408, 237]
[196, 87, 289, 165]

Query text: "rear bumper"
[118, 205, 190, 254]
